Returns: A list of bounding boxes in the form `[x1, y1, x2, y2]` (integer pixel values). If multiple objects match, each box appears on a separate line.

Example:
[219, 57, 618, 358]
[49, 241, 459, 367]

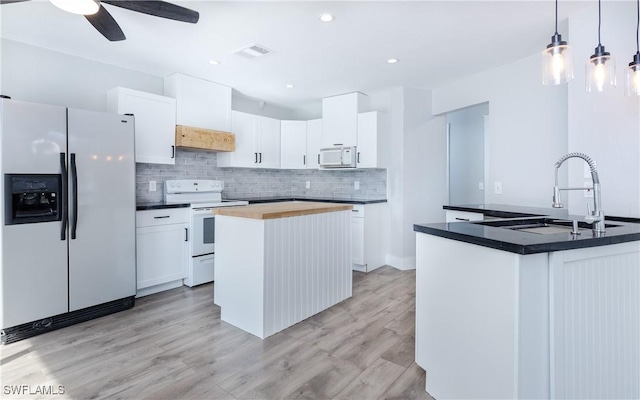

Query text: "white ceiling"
[0, 0, 592, 111]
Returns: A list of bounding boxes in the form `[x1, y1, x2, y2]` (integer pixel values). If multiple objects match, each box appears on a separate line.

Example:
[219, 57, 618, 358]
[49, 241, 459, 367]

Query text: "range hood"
[175, 125, 235, 152]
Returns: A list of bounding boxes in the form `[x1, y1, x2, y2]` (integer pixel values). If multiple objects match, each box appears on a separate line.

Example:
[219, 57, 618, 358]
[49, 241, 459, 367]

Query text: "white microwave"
[319, 146, 357, 168]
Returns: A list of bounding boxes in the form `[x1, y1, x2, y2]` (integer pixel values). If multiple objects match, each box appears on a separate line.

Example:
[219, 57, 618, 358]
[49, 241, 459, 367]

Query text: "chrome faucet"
[552, 152, 605, 234]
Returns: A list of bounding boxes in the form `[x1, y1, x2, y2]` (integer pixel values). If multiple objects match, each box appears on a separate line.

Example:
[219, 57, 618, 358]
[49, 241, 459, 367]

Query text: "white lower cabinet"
[136, 208, 189, 297]
[351, 203, 386, 272]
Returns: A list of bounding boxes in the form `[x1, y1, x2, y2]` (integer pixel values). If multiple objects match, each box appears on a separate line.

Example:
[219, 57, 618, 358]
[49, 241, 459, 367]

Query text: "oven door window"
[203, 216, 215, 244]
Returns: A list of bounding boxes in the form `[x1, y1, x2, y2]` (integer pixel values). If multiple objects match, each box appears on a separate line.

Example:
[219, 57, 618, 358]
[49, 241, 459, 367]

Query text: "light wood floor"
[1, 266, 433, 399]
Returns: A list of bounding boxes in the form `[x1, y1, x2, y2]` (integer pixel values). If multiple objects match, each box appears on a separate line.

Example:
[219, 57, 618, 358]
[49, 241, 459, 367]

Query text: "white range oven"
[164, 180, 248, 287]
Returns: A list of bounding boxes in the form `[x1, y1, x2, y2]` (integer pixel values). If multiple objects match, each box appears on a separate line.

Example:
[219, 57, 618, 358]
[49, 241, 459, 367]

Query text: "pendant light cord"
[598, 0, 602, 46]
[555, 0, 559, 35]
[636, 0, 639, 53]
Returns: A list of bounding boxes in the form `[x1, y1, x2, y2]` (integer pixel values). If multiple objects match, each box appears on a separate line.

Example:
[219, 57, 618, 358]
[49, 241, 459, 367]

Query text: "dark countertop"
[136, 202, 190, 211]
[415, 206, 640, 255]
[228, 196, 387, 205]
[444, 203, 640, 223]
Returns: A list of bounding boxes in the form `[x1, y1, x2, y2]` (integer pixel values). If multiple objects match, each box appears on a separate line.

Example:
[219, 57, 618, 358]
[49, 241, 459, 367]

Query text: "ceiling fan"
[0, 0, 199, 42]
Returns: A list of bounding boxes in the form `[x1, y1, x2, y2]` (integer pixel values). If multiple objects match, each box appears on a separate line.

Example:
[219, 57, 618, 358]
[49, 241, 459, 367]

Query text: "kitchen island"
[414, 216, 640, 399]
[213, 201, 352, 339]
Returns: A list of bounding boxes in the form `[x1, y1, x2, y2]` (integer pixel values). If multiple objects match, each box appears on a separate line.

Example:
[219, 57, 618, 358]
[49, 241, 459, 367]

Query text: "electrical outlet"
[478, 182, 484, 190]
[305, 181, 311, 189]
[149, 180, 156, 192]
[354, 181, 360, 190]
[494, 181, 502, 194]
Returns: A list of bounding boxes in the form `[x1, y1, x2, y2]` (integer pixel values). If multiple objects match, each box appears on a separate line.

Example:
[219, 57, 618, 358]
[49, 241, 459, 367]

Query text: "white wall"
[380, 86, 447, 270]
[231, 91, 298, 120]
[432, 3, 639, 218]
[448, 103, 489, 204]
[1, 39, 163, 110]
[433, 53, 569, 208]
[567, 3, 640, 218]
[1, 39, 298, 120]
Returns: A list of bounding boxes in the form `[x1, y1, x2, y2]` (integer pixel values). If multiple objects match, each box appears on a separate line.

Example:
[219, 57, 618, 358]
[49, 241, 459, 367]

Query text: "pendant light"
[542, 0, 574, 85]
[625, 0, 640, 96]
[586, 0, 616, 92]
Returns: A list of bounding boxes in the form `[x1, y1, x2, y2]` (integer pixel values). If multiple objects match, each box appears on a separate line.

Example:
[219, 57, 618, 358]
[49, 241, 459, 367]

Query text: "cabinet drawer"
[445, 210, 484, 223]
[351, 204, 365, 217]
[136, 208, 189, 227]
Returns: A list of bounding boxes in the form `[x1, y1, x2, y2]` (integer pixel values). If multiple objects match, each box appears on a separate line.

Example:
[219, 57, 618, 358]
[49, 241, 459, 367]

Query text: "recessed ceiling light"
[285, 84, 295, 89]
[319, 14, 335, 23]
[209, 60, 220, 65]
[387, 58, 399, 64]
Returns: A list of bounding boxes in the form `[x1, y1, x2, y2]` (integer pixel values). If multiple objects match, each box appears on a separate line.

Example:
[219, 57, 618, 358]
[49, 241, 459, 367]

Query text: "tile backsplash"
[136, 148, 387, 203]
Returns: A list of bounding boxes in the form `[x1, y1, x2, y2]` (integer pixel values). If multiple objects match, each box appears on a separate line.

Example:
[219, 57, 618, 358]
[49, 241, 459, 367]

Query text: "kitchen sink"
[474, 217, 621, 235]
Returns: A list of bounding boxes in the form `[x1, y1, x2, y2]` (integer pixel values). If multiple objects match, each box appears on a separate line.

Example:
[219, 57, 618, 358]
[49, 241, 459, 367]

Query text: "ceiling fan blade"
[101, 1, 199, 24]
[85, 4, 126, 42]
[0, 0, 31, 4]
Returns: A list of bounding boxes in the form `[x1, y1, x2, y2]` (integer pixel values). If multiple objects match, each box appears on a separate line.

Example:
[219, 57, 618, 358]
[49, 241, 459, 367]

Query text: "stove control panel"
[165, 180, 223, 194]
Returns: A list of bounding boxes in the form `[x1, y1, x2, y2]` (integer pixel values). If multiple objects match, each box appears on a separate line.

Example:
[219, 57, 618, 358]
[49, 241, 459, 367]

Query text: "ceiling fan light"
[542, 33, 574, 85]
[50, 0, 99, 16]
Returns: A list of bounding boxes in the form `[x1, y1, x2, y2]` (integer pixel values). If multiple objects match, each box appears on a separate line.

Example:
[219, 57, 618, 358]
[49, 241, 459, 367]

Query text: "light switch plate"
[354, 181, 360, 190]
[305, 181, 311, 189]
[149, 180, 157, 192]
[478, 182, 484, 190]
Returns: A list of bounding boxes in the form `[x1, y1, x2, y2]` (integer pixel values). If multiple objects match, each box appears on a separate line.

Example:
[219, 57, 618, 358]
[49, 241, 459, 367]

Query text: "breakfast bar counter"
[413, 216, 640, 399]
[213, 201, 352, 339]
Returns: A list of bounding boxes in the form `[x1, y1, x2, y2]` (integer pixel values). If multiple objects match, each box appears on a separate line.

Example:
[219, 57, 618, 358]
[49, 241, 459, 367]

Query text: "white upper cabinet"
[218, 111, 281, 168]
[280, 121, 307, 169]
[107, 87, 176, 165]
[164, 73, 232, 132]
[356, 111, 386, 168]
[321, 92, 368, 148]
[306, 118, 322, 169]
[256, 115, 281, 169]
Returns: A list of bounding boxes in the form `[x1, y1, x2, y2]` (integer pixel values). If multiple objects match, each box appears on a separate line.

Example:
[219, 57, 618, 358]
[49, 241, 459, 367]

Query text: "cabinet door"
[281, 121, 307, 169]
[218, 111, 258, 167]
[351, 216, 365, 265]
[136, 222, 189, 290]
[356, 111, 378, 168]
[256, 116, 281, 168]
[322, 93, 362, 147]
[107, 87, 176, 165]
[306, 119, 322, 169]
[164, 73, 232, 132]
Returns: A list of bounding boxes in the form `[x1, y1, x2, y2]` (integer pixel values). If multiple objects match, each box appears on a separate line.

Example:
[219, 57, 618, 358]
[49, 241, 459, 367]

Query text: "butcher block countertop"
[213, 201, 352, 220]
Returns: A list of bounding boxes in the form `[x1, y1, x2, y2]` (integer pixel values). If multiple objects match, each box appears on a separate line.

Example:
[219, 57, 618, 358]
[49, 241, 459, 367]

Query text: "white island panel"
[215, 208, 352, 339]
[264, 211, 351, 337]
[550, 242, 640, 399]
[416, 233, 547, 399]
[214, 216, 265, 337]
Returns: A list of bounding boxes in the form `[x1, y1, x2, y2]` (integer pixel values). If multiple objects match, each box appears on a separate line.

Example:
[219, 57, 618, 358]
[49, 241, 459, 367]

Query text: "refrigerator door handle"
[70, 153, 78, 240]
[60, 152, 68, 240]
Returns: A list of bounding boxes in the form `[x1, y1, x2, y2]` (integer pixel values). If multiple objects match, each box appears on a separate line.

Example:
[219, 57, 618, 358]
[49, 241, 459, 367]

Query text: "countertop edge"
[136, 203, 190, 211]
[214, 202, 353, 220]
[444, 204, 640, 223]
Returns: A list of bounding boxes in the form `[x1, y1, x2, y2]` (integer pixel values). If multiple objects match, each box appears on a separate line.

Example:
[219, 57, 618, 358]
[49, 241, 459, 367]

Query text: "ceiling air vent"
[234, 43, 274, 58]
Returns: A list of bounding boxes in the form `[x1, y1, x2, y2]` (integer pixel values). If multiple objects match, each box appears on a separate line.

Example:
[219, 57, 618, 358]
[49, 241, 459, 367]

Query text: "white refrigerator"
[0, 99, 136, 344]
